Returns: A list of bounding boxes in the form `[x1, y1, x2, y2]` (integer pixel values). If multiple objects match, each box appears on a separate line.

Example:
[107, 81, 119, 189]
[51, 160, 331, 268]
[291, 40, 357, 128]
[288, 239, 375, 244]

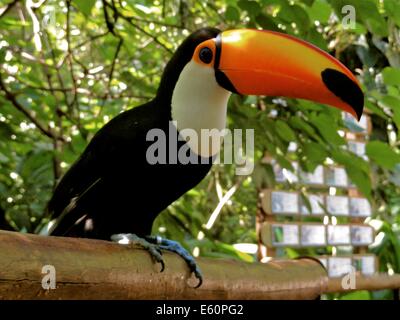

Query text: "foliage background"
[0, 0, 399, 299]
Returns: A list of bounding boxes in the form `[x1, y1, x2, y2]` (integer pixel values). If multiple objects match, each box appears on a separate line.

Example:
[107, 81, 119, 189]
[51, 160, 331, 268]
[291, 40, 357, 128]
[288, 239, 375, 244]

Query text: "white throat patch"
[171, 61, 231, 157]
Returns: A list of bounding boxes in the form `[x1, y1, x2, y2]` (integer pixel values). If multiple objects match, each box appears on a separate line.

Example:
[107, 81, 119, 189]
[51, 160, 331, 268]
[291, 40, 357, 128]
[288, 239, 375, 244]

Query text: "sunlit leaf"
[225, 5, 240, 22]
[275, 119, 297, 142]
[366, 141, 400, 170]
[382, 67, 400, 86]
[306, 0, 332, 23]
[72, 0, 96, 16]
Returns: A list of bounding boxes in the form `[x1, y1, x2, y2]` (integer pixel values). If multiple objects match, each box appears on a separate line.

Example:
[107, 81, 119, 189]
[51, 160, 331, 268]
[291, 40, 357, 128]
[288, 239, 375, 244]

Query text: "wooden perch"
[1, 230, 399, 299]
[327, 274, 400, 293]
[0, 230, 327, 300]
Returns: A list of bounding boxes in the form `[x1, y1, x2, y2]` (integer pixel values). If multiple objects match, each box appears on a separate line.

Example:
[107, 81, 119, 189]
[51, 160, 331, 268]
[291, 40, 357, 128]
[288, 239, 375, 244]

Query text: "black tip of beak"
[321, 68, 364, 121]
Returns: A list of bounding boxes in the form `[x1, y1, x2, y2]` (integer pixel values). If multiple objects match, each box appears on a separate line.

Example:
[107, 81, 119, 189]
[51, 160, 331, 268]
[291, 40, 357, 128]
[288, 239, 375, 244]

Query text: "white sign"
[327, 196, 349, 216]
[360, 256, 376, 275]
[272, 161, 298, 183]
[348, 141, 367, 160]
[272, 224, 299, 246]
[329, 257, 353, 278]
[301, 225, 326, 246]
[271, 191, 298, 214]
[325, 167, 348, 187]
[351, 226, 373, 245]
[327, 225, 351, 245]
[349, 198, 371, 217]
[300, 194, 325, 215]
[343, 113, 369, 133]
[299, 165, 324, 185]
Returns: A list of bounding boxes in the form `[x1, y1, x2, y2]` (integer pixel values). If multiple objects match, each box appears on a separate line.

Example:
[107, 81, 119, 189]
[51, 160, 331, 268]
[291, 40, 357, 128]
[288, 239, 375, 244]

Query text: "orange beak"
[215, 29, 364, 120]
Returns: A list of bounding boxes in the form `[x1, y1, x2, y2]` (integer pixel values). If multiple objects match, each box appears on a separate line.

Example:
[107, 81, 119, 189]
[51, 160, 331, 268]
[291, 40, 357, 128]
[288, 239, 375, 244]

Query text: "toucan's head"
[159, 27, 364, 156]
[160, 27, 363, 119]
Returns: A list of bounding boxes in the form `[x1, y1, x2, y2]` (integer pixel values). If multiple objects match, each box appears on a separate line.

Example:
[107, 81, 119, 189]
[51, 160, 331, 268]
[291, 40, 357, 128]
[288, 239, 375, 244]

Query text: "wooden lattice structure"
[257, 112, 379, 280]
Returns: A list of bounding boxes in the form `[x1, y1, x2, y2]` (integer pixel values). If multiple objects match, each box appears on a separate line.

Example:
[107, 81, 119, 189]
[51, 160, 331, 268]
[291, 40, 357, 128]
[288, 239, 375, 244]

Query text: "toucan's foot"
[111, 234, 202, 287]
[111, 233, 165, 272]
[145, 236, 203, 288]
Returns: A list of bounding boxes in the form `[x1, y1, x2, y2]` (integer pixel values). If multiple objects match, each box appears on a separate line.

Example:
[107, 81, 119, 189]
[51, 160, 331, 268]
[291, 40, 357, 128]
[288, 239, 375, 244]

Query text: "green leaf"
[364, 100, 387, 119]
[72, 0, 96, 16]
[255, 13, 279, 31]
[339, 290, 370, 300]
[309, 113, 345, 145]
[288, 116, 319, 140]
[0, 17, 30, 28]
[296, 99, 324, 112]
[366, 141, 400, 170]
[365, 18, 387, 38]
[0, 122, 14, 138]
[0, 49, 5, 63]
[305, 27, 328, 51]
[382, 67, 400, 86]
[384, 0, 400, 27]
[330, 149, 371, 197]
[276, 155, 295, 172]
[352, 22, 367, 35]
[0, 152, 9, 163]
[237, 0, 261, 16]
[328, 0, 388, 37]
[252, 162, 275, 189]
[307, 0, 332, 23]
[278, 3, 311, 33]
[225, 5, 240, 22]
[275, 120, 297, 142]
[211, 242, 254, 262]
[302, 142, 328, 163]
[371, 289, 396, 300]
[374, 94, 400, 132]
[346, 166, 371, 198]
[356, 45, 379, 68]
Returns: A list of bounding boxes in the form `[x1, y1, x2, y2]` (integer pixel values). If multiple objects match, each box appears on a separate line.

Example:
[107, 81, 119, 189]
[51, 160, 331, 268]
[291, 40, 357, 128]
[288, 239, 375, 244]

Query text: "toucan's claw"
[146, 236, 203, 288]
[111, 233, 165, 272]
[192, 267, 203, 289]
[111, 234, 202, 286]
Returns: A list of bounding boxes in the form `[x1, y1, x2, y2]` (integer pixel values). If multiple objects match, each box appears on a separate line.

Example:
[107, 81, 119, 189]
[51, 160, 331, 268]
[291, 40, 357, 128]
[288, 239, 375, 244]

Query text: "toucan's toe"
[147, 236, 203, 288]
[111, 233, 165, 272]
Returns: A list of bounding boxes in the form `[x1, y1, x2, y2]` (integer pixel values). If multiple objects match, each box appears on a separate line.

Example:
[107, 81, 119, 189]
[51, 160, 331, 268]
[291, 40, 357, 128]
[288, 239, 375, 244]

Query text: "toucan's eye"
[199, 47, 213, 64]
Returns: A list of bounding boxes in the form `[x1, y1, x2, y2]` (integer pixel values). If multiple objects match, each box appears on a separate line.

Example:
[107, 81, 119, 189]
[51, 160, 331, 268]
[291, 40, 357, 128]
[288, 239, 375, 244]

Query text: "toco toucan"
[47, 27, 364, 287]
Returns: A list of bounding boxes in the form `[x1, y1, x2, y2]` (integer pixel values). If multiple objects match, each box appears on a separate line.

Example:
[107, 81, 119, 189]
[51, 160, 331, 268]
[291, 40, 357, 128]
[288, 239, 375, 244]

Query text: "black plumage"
[47, 28, 221, 239]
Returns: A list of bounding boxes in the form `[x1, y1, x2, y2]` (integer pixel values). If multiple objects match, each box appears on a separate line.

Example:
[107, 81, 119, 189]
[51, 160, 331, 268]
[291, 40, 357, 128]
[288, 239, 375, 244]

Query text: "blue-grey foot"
[111, 234, 203, 288]
[111, 233, 165, 272]
[145, 236, 203, 288]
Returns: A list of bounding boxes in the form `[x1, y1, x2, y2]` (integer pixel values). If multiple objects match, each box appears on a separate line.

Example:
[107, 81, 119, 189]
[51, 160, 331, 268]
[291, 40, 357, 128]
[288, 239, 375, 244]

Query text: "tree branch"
[72, 31, 110, 52]
[122, 18, 173, 54]
[0, 230, 328, 299]
[206, 177, 244, 230]
[102, 0, 116, 35]
[0, 73, 62, 141]
[65, 0, 79, 113]
[0, 0, 20, 19]
[103, 0, 173, 54]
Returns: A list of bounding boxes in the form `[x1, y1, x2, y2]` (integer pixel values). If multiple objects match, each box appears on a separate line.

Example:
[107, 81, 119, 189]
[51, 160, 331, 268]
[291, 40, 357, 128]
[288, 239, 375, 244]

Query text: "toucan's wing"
[46, 101, 160, 234]
[46, 131, 122, 236]
[46, 145, 104, 228]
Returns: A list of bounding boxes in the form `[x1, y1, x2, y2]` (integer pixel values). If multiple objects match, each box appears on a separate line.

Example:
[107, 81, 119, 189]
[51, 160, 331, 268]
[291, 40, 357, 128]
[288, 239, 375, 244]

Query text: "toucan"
[47, 27, 364, 287]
